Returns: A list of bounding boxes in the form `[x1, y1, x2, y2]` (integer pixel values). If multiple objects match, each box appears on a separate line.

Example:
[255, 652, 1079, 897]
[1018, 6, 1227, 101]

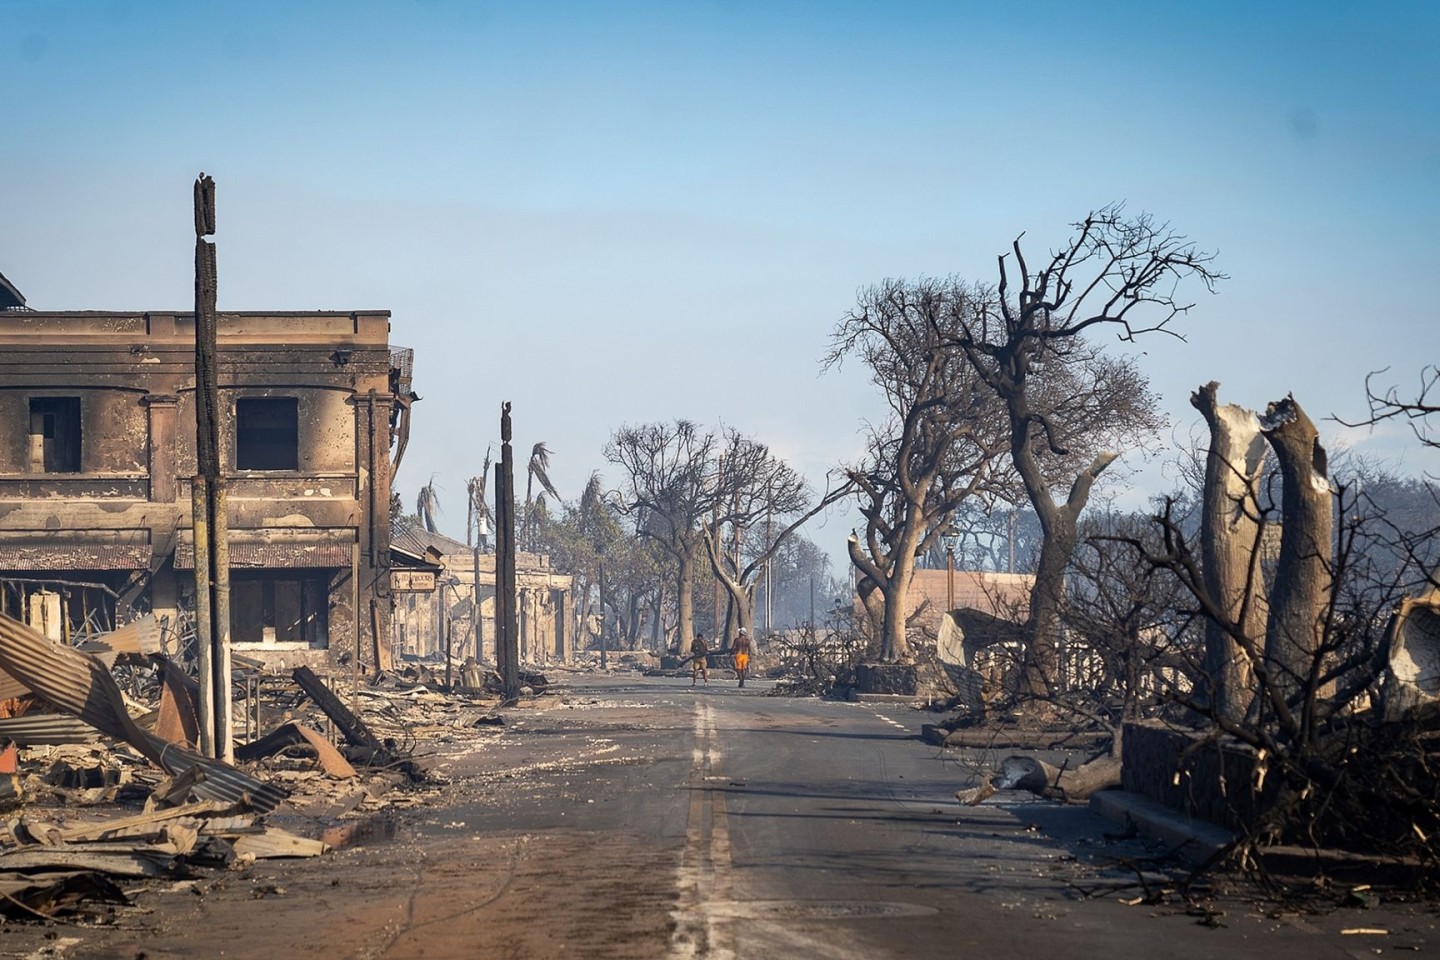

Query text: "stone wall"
[1122, 720, 1275, 830]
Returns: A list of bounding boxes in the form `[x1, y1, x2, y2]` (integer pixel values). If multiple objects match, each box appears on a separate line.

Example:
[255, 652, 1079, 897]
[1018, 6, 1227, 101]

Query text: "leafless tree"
[605, 420, 720, 652]
[938, 206, 1223, 700]
[701, 431, 850, 643]
[1354, 364, 1440, 453]
[826, 277, 1013, 661]
[1124, 474, 1440, 869]
[945, 502, 1042, 573]
[1060, 510, 1199, 736]
[767, 534, 844, 630]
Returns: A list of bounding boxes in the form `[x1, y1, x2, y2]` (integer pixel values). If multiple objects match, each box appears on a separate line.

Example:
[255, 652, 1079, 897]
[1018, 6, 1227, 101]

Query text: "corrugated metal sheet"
[0, 713, 99, 745]
[0, 617, 162, 701]
[174, 540, 350, 569]
[0, 614, 287, 813]
[0, 544, 150, 571]
[74, 615, 162, 657]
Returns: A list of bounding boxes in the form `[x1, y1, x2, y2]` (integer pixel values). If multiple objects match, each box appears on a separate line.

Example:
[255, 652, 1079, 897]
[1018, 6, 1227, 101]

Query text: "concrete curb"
[1089, 789, 1234, 863]
[848, 692, 920, 704]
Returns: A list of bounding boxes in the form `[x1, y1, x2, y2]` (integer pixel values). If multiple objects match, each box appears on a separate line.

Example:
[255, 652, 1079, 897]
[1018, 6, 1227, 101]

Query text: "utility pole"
[711, 490, 722, 641]
[1008, 509, 1016, 575]
[191, 173, 233, 762]
[597, 544, 608, 670]
[729, 487, 741, 646]
[494, 403, 520, 700]
[763, 481, 773, 634]
[470, 476, 487, 662]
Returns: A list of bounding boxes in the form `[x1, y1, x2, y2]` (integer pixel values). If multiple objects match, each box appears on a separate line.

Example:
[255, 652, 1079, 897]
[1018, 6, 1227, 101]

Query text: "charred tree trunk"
[879, 565, 915, 662]
[675, 540, 698, 654]
[703, 530, 756, 644]
[1192, 381, 1268, 722]
[1020, 451, 1116, 701]
[847, 518, 924, 662]
[1260, 395, 1332, 725]
[855, 575, 883, 641]
[1023, 515, 1074, 699]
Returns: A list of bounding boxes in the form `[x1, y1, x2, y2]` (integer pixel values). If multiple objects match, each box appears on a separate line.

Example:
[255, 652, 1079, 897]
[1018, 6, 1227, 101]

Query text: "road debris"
[0, 610, 557, 922]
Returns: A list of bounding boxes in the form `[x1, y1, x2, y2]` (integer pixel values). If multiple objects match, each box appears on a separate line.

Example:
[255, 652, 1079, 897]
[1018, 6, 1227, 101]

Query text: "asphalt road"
[422, 672, 1437, 960]
[10, 670, 1434, 959]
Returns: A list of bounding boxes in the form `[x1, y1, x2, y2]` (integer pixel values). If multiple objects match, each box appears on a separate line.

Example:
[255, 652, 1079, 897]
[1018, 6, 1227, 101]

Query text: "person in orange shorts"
[732, 627, 752, 688]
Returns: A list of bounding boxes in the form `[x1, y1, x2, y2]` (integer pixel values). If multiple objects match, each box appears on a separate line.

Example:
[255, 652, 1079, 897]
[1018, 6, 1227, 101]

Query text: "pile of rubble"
[0, 613, 535, 922]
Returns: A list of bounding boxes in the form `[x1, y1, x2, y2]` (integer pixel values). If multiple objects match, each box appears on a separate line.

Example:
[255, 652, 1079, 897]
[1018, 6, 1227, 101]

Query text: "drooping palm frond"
[528, 442, 560, 501]
[416, 478, 441, 534]
[521, 442, 560, 551]
[580, 471, 606, 514]
[467, 450, 495, 546]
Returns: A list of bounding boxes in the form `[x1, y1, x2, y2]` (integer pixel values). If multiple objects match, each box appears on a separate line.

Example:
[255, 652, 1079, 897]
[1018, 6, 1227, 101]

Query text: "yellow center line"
[670, 699, 737, 960]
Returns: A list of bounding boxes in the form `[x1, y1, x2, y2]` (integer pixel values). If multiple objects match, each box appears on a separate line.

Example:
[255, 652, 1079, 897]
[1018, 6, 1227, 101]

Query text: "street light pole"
[943, 531, 957, 616]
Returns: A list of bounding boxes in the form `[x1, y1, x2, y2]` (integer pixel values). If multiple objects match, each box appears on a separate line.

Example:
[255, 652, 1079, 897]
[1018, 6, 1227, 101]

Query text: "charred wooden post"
[441, 585, 451, 689]
[495, 403, 521, 700]
[1191, 381, 1267, 722]
[291, 665, 385, 755]
[472, 539, 482, 661]
[191, 173, 234, 762]
[371, 598, 390, 674]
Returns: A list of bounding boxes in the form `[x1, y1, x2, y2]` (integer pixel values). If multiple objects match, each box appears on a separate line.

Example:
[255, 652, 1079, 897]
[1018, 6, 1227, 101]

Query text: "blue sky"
[3, 1, 1438, 557]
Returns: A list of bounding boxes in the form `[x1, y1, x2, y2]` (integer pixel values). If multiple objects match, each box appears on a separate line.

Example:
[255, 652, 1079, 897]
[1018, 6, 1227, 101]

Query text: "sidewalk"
[1089, 789, 1234, 863]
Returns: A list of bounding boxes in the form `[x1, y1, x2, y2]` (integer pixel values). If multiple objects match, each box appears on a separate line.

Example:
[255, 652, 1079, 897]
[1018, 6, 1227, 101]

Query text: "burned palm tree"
[467, 449, 494, 548]
[416, 478, 441, 534]
[522, 442, 560, 551]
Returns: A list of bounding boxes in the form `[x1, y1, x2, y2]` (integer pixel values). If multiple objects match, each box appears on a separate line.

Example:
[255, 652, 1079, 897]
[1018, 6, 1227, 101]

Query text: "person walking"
[732, 627, 752, 688]
[690, 631, 710, 686]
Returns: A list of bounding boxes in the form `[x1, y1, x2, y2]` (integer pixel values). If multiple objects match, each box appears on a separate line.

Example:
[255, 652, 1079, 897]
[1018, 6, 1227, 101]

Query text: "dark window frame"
[28, 396, 82, 473]
[235, 397, 300, 471]
[229, 570, 329, 645]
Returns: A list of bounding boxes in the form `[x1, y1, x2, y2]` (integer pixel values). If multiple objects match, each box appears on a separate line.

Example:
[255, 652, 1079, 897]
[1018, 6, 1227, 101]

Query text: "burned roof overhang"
[389, 543, 443, 573]
[0, 544, 151, 572]
[0, 272, 24, 310]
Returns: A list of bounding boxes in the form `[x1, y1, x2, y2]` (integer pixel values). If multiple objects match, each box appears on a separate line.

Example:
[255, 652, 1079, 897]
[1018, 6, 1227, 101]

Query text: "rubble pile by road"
[0, 612, 553, 923]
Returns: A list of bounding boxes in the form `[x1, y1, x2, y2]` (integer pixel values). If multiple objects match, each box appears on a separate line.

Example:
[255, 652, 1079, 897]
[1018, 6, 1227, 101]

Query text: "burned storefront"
[390, 526, 573, 667]
[0, 290, 411, 670]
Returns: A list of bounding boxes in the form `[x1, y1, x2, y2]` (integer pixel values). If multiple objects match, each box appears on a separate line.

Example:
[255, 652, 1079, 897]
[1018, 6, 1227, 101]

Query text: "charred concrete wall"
[1121, 720, 1274, 830]
[0, 310, 396, 671]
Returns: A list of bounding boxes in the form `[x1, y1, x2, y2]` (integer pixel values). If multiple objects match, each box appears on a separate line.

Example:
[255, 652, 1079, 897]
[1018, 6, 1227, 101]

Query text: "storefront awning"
[175, 534, 353, 570]
[0, 544, 151, 571]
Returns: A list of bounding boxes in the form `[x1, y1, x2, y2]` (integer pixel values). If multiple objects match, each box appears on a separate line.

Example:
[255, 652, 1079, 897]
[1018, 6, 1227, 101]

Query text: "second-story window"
[236, 397, 299, 471]
[29, 397, 81, 473]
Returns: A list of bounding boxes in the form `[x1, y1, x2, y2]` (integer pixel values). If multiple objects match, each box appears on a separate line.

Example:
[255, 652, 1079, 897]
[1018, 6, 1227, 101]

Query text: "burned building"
[0, 295, 409, 671]
[390, 526, 573, 666]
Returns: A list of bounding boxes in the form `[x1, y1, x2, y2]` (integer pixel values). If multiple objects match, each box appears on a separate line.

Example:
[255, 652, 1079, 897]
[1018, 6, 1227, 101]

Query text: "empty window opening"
[230, 572, 328, 645]
[236, 398, 299, 471]
[29, 397, 81, 473]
